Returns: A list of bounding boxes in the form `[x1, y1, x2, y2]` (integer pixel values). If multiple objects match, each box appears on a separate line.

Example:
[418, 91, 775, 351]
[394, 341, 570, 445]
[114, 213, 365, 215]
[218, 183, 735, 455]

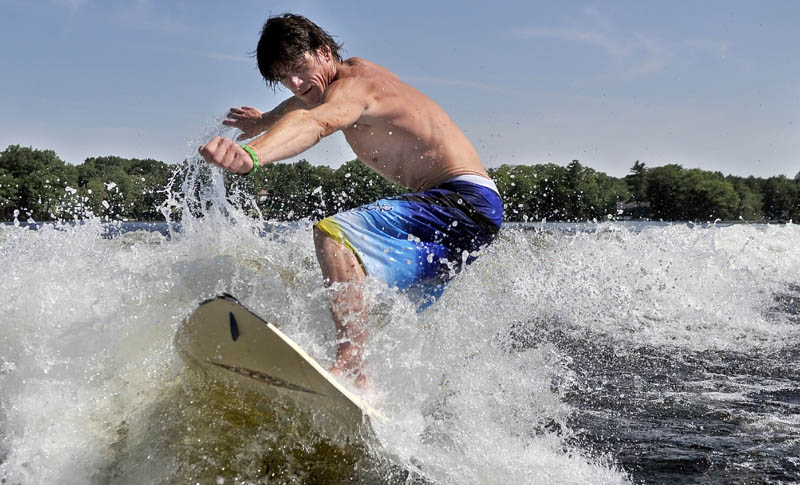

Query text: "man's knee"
[313, 223, 364, 283]
[313, 224, 326, 248]
[313, 224, 337, 258]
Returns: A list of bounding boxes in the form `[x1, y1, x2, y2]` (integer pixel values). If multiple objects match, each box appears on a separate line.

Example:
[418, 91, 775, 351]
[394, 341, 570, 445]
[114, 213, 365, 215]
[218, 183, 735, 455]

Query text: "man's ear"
[317, 45, 332, 61]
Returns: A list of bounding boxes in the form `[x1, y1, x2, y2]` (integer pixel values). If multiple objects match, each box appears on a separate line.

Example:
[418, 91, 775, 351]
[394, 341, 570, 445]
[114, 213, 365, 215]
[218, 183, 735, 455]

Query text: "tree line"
[0, 145, 172, 222]
[1, 145, 798, 223]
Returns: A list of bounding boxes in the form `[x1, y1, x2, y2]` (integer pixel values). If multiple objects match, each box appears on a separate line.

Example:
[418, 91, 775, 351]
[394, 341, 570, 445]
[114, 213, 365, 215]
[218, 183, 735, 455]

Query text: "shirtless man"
[199, 14, 502, 387]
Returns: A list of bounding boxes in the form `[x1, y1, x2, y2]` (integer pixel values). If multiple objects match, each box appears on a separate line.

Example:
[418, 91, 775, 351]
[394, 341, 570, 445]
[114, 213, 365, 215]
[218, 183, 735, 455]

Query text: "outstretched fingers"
[223, 106, 263, 139]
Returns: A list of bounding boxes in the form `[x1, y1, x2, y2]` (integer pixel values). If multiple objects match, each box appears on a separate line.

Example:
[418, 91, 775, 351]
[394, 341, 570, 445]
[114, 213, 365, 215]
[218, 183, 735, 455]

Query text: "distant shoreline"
[3, 145, 799, 224]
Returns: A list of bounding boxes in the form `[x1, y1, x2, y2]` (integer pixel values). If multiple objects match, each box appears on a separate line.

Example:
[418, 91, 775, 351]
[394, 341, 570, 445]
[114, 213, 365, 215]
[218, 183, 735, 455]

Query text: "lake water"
[1, 160, 798, 484]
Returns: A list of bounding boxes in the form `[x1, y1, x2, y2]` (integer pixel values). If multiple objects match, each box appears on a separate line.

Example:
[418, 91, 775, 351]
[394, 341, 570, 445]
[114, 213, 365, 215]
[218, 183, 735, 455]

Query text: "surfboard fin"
[229, 312, 240, 341]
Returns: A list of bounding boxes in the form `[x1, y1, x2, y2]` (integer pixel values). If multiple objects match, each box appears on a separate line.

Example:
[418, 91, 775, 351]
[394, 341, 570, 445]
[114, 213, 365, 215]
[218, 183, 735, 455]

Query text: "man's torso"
[326, 58, 489, 191]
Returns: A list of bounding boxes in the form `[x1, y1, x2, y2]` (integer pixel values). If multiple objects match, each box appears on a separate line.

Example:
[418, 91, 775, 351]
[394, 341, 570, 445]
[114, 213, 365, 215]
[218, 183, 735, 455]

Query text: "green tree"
[0, 168, 19, 220]
[645, 165, 745, 221]
[490, 164, 566, 221]
[762, 175, 800, 221]
[595, 171, 631, 218]
[562, 160, 629, 220]
[681, 169, 740, 221]
[489, 162, 627, 222]
[0, 145, 79, 220]
[126, 158, 173, 220]
[76, 156, 172, 220]
[249, 160, 330, 220]
[626, 161, 648, 202]
[645, 164, 686, 220]
[731, 181, 764, 221]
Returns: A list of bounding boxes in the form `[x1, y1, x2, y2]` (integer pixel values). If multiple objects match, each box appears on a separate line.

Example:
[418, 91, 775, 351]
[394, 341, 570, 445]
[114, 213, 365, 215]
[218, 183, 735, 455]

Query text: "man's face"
[280, 50, 330, 105]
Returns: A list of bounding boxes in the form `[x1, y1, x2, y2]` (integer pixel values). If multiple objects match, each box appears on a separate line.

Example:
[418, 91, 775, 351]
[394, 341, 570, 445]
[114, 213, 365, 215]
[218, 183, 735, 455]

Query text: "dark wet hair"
[255, 13, 343, 88]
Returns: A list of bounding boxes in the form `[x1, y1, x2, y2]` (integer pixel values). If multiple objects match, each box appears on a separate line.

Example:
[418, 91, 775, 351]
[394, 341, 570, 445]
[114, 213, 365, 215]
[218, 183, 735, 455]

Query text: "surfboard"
[174, 294, 382, 439]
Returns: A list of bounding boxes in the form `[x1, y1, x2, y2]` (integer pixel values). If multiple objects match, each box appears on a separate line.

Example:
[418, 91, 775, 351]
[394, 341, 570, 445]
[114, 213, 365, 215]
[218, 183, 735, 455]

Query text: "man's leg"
[312, 226, 369, 387]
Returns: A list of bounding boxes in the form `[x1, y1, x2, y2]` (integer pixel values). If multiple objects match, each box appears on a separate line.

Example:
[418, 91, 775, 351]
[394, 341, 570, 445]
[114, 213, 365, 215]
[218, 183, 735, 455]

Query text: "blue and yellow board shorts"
[315, 174, 503, 308]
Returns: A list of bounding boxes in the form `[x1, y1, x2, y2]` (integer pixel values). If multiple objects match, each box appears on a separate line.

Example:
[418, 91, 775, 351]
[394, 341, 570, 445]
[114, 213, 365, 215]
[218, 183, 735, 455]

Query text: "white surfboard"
[175, 294, 382, 439]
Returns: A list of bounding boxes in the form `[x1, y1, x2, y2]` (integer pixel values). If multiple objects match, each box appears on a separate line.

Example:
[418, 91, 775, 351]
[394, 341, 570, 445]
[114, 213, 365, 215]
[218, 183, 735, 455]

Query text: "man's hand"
[222, 106, 265, 141]
[198, 136, 254, 174]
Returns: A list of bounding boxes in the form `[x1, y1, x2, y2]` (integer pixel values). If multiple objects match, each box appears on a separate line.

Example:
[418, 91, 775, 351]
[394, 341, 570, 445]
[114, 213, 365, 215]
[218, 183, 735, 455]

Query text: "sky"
[0, 0, 798, 178]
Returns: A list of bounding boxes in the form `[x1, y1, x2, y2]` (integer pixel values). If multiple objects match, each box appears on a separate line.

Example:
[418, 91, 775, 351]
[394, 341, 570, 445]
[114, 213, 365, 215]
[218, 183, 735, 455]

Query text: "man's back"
[332, 57, 489, 191]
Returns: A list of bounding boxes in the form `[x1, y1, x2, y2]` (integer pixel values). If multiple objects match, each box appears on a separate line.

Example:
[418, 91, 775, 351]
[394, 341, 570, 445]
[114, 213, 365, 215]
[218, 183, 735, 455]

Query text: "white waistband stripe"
[445, 174, 500, 195]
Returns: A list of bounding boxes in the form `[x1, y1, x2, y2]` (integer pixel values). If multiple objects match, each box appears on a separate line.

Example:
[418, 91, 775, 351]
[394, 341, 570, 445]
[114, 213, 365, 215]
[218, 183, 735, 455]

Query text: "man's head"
[256, 14, 343, 89]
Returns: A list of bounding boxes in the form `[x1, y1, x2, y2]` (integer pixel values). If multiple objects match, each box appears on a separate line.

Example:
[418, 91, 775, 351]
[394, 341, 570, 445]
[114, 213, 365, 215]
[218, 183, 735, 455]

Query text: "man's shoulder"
[341, 57, 395, 77]
[330, 59, 382, 90]
[326, 57, 407, 107]
[343, 56, 371, 67]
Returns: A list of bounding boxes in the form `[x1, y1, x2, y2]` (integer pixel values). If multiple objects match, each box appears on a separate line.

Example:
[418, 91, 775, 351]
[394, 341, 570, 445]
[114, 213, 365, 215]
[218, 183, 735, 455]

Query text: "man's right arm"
[201, 78, 368, 174]
[223, 97, 307, 141]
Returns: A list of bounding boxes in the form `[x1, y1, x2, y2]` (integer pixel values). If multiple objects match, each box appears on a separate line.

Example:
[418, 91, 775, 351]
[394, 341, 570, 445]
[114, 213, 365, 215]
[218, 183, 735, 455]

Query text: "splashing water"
[1, 126, 799, 483]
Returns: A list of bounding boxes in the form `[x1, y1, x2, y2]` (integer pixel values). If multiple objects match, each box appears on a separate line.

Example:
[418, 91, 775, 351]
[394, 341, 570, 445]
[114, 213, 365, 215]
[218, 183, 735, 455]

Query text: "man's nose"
[289, 76, 303, 92]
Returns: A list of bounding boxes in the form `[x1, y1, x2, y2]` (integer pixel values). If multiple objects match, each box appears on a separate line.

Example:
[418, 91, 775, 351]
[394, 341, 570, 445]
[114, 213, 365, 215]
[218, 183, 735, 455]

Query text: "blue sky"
[1, 0, 797, 178]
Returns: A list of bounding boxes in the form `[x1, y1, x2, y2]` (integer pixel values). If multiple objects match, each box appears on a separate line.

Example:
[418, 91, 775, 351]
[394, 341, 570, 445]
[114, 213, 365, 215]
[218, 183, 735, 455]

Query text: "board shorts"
[315, 174, 503, 308]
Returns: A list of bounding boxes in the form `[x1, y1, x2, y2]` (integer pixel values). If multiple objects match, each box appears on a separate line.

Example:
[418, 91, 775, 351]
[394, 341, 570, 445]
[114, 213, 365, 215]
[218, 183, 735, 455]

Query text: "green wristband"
[241, 145, 259, 175]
